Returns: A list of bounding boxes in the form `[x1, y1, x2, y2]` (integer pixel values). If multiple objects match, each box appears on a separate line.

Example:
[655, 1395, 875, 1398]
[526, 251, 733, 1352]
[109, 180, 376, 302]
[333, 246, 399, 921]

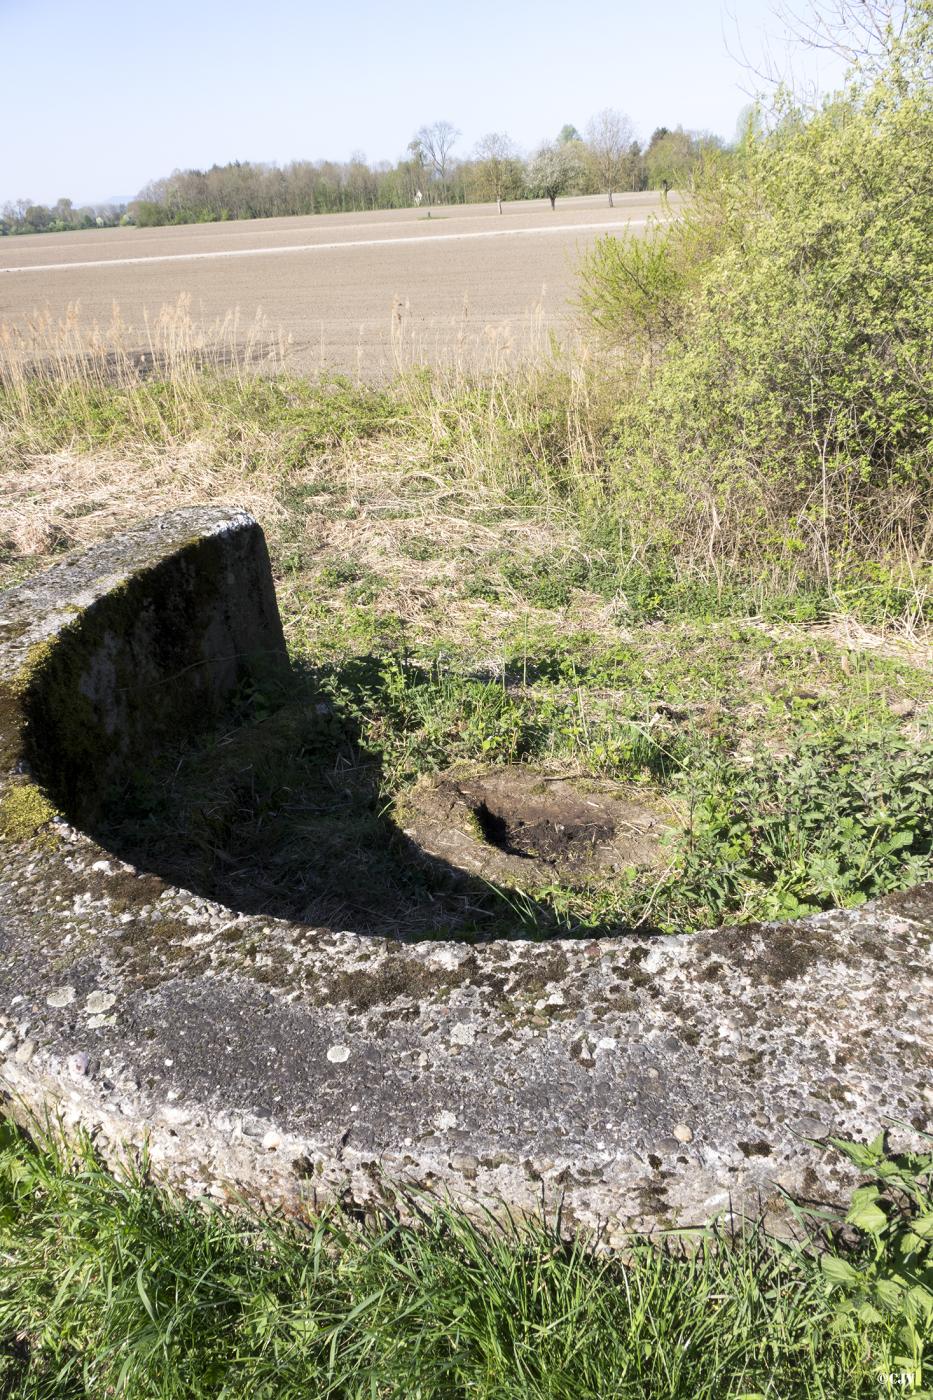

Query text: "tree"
[776, 0, 914, 74]
[525, 141, 583, 210]
[23, 204, 51, 232]
[473, 131, 520, 213]
[346, 151, 376, 210]
[732, 0, 915, 99]
[644, 127, 695, 189]
[414, 120, 460, 200]
[557, 123, 582, 144]
[585, 108, 635, 207]
[625, 139, 645, 190]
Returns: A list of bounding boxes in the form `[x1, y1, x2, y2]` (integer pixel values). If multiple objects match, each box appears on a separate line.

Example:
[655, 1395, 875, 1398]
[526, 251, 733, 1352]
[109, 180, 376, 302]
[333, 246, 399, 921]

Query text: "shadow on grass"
[76, 653, 655, 942]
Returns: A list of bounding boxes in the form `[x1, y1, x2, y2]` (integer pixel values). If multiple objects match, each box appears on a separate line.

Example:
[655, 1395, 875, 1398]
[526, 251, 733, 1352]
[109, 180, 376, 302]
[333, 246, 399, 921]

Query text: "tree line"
[1, 116, 724, 234]
[0, 196, 127, 237]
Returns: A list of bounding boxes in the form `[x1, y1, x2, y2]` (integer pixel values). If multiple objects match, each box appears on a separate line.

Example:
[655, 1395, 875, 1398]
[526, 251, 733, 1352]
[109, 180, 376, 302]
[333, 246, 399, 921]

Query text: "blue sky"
[1, 0, 847, 205]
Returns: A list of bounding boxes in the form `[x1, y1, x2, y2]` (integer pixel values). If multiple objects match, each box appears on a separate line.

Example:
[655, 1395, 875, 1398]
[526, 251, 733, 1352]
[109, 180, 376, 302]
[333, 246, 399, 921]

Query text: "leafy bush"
[579, 6, 933, 596]
[578, 223, 693, 354]
[578, 197, 729, 356]
[671, 732, 933, 925]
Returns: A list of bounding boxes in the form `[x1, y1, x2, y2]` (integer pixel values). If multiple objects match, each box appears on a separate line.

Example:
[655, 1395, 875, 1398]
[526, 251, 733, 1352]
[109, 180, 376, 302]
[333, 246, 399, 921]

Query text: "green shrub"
[579, 6, 933, 596]
[578, 223, 695, 354]
[670, 731, 933, 926]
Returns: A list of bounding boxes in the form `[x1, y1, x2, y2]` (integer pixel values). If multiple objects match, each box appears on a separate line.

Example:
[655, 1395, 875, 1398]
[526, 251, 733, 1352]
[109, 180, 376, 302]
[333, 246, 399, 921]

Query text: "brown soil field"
[0, 193, 673, 376]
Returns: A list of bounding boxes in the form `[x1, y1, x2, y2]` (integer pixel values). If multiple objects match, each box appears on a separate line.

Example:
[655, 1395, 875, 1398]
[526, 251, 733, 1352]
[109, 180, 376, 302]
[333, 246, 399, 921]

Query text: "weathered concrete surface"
[1, 509, 931, 1236]
[0, 507, 286, 824]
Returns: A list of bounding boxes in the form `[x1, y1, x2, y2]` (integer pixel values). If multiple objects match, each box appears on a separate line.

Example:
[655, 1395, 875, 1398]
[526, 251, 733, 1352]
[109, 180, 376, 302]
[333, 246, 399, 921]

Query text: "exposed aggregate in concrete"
[0, 508, 931, 1236]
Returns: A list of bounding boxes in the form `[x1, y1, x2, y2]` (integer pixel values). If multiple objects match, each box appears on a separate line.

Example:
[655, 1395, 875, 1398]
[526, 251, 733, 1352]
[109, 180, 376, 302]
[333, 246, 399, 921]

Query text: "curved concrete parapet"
[1, 507, 931, 1235]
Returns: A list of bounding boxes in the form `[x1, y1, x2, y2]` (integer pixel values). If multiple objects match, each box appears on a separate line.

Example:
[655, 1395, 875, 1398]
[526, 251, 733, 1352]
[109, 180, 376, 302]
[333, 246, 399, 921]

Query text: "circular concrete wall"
[1, 507, 930, 1233]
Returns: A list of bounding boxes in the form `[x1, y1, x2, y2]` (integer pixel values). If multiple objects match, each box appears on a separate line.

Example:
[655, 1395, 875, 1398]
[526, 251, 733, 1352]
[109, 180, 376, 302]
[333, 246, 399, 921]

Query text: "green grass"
[1, 370, 405, 456]
[98, 622, 932, 939]
[2, 1120, 931, 1398]
[3, 344, 931, 939]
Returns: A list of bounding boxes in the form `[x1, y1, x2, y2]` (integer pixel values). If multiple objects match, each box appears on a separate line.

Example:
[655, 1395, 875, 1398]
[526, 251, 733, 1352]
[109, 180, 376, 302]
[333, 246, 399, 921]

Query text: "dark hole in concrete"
[399, 763, 673, 920]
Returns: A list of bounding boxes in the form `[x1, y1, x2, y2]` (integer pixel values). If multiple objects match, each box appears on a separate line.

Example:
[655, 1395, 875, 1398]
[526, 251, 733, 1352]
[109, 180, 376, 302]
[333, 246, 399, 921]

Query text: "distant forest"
[1, 119, 723, 234]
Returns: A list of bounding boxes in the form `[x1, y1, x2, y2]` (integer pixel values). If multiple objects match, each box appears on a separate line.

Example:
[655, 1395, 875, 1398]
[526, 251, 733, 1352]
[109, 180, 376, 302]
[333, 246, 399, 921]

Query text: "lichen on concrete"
[0, 782, 57, 843]
[0, 507, 931, 1239]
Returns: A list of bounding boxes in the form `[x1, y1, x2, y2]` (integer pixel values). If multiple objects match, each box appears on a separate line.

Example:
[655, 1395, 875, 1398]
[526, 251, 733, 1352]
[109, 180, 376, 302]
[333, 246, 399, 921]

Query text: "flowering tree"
[474, 132, 520, 213]
[525, 142, 583, 210]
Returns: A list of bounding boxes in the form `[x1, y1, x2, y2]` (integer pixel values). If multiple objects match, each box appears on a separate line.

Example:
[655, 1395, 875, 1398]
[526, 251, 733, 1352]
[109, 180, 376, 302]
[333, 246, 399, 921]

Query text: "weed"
[787, 1130, 933, 1396]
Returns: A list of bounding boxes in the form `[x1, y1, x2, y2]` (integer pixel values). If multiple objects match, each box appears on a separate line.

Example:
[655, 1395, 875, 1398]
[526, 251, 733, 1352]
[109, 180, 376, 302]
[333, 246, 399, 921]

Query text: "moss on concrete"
[0, 638, 63, 770]
[13, 638, 62, 695]
[0, 684, 24, 770]
[0, 782, 58, 844]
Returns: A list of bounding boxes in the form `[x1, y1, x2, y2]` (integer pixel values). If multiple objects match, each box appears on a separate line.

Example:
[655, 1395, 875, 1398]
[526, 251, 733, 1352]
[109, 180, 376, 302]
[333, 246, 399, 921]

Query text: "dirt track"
[0, 193, 672, 376]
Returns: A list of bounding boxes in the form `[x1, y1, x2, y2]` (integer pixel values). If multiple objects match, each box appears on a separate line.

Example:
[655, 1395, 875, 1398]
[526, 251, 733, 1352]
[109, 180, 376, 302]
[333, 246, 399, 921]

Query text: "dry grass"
[1, 297, 928, 655]
[0, 439, 286, 560]
[0, 298, 289, 567]
[387, 293, 570, 377]
[0, 295, 617, 586]
[788, 615, 933, 669]
[276, 456, 623, 655]
[0, 294, 285, 401]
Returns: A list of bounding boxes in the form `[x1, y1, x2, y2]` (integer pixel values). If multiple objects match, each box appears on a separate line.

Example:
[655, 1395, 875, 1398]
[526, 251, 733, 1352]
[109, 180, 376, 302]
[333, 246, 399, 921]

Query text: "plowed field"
[0, 192, 673, 375]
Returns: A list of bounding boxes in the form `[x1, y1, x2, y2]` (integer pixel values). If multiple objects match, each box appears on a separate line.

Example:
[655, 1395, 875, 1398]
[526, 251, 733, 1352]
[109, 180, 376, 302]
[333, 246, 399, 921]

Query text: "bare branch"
[414, 121, 461, 198]
[585, 109, 635, 207]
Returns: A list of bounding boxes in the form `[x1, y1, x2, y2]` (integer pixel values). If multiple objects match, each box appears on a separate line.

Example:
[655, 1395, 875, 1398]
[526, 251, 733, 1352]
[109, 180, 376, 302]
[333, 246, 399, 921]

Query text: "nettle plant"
[678, 732, 933, 923]
[818, 1134, 933, 1394]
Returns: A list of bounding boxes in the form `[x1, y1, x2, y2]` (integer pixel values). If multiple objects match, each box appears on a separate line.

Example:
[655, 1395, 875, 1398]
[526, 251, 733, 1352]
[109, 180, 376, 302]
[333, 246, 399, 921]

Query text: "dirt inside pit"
[472, 799, 615, 868]
[397, 765, 677, 891]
